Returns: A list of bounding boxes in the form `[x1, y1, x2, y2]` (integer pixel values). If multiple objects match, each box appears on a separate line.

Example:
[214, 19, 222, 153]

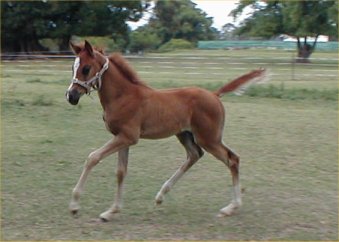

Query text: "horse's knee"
[86, 151, 101, 168]
[228, 152, 240, 168]
[229, 150, 239, 162]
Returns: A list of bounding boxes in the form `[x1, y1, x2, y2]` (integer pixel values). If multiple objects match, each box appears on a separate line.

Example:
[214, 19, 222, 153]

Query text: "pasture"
[1, 49, 338, 240]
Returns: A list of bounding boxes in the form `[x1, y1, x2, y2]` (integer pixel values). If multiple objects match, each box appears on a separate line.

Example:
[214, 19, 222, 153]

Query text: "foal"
[66, 40, 266, 221]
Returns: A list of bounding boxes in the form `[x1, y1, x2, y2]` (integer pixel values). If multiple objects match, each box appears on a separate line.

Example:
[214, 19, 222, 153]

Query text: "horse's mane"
[108, 53, 147, 86]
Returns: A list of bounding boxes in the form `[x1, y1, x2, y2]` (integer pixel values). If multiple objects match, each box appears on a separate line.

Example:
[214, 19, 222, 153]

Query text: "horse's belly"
[140, 130, 175, 139]
[140, 119, 189, 139]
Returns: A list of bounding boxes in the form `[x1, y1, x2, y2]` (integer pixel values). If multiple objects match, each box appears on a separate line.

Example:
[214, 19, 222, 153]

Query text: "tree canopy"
[230, 0, 338, 60]
[1, 0, 149, 52]
[129, 0, 217, 52]
[2, 0, 336, 55]
[151, 0, 217, 43]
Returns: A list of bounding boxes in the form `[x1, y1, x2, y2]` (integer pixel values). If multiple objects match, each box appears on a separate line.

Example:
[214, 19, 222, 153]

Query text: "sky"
[128, 0, 250, 31]
[192, 0, 240, 29]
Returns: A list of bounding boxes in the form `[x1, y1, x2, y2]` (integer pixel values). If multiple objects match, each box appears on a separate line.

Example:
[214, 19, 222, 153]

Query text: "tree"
[129, 26, 161, 52]
[1, 1, 149, 52]
[149, 0, 217, 44]
[220, 23, 237, 40]
[230, 0, 338, 61]
[1, 1, 51, 52]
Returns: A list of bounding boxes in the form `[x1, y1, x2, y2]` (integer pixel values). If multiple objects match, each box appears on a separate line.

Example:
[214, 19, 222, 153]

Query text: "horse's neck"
[98, 65, 139, 110]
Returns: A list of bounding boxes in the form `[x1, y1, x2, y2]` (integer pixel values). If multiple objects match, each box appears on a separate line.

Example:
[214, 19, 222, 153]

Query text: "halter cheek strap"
[71, 57, 109, 94]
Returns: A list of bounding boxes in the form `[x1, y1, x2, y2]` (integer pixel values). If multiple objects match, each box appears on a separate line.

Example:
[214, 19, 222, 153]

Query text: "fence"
[198, 40, 339, 51]
[2, 51, 338, 86]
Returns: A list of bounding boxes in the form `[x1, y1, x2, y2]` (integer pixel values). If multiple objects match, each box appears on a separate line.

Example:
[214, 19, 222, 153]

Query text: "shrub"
[39, 38, 60, 52]
[71, 36, 125, 52]
[129, 30, 162, 53]
[158, 39, 194, 52]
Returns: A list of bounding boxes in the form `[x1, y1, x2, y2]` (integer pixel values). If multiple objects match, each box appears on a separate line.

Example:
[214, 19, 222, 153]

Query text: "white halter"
[71, 57, 109, 94]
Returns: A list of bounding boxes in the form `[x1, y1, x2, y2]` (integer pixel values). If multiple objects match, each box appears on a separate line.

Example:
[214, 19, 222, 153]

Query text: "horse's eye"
[82, 65, 91, 76]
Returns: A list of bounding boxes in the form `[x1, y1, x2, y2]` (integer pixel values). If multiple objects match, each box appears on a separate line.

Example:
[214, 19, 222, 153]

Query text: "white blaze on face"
[72, 57, 80, 79]
[68, 57, 80, 91]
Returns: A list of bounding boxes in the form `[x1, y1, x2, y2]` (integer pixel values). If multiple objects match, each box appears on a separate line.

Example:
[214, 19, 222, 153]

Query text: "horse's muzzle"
[66, 89, 81, 105]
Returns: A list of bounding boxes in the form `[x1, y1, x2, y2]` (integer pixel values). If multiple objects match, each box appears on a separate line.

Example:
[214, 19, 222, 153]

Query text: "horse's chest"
[102, 113, 121, 135]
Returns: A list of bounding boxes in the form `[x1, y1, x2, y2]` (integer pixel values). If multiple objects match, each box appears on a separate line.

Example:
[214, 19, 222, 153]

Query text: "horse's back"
[161, 86, 224, 116]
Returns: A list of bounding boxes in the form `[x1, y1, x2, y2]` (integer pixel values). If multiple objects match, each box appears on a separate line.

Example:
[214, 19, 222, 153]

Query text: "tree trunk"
[19, 36, 47, 54]
[296, 35, 319, 63]
[59, 35, 72, 52]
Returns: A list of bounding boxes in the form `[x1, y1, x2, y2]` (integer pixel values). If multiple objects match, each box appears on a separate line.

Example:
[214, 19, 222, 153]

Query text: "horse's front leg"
[69, 134, 134, 217]
[99, 147, 129, 221]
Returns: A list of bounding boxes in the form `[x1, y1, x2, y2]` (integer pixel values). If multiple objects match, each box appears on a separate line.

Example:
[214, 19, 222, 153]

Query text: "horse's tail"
[215, 68, 268, 97]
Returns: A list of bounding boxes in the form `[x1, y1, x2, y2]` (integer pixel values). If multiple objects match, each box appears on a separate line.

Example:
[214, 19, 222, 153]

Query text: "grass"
[246, 84, 338, 101]
[1, 49, 338, 240]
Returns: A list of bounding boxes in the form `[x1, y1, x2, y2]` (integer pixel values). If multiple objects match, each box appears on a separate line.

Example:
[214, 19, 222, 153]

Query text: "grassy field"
[1, 49, 338, 240]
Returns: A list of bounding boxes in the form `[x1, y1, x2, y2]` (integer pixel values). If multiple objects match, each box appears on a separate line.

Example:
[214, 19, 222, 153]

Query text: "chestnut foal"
[66, 40, 266, 221]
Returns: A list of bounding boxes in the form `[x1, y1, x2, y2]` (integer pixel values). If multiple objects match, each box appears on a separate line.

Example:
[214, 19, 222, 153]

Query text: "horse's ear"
[84, 40, 94, 57]
[69, 41, 81, 55]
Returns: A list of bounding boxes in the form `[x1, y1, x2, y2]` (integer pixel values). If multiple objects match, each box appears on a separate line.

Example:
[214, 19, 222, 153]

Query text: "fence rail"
[2, 54, 338, 81]
[1, 53, 339, 62]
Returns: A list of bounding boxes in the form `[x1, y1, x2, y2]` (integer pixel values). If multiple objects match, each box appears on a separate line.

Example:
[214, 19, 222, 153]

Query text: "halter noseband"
[71, 57, 109, 94]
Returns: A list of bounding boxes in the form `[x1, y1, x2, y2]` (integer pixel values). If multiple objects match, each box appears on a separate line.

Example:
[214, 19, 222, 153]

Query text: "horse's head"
[66, 40, 109, 105]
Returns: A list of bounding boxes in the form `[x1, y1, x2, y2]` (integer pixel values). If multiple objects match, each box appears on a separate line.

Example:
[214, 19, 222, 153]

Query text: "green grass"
[246, 84, 338, 101]
[1, 49, 338, 240]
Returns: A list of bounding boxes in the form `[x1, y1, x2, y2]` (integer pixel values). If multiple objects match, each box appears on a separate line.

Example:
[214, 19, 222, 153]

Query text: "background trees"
[130, 0, 217, 52]
[231, 0, 338, 61]
[1, 0, 337, 55]
[1, 1, 149, 52]
[1, 0, 216, 53]
[129, 26, 161, 52]
[1, 1, 51, 52]
[151, 0, 217, 43]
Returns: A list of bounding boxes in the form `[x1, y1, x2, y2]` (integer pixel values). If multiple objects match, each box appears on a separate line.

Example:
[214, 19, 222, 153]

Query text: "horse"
[66, 40, 266, 221]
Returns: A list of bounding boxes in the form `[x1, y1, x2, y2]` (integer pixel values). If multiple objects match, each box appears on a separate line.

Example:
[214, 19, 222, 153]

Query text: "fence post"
[291, 51, 296, 81]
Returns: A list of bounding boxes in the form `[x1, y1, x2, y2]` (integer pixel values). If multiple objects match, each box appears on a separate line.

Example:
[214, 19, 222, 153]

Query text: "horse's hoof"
[71, 209, 78, 216]
[69, 202, 80, 217]
[100, 217, 108, 223]
[70, 208, 80, 218]
[217, 211, 231, 218]
[155, 193, 164, 205]
[99, 210, 114, 222]
[155, 199, 163, 205]
[217, 202, 240, 217]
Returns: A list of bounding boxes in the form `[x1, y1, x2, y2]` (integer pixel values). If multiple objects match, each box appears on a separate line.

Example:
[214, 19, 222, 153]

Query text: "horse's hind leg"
[218, 144, 242, 217]
[198, 139, 242, 217]
[155, 131, 204, 205]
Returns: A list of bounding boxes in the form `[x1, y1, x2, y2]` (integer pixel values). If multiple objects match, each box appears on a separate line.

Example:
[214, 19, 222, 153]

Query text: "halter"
[71, 57, 110, 94]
